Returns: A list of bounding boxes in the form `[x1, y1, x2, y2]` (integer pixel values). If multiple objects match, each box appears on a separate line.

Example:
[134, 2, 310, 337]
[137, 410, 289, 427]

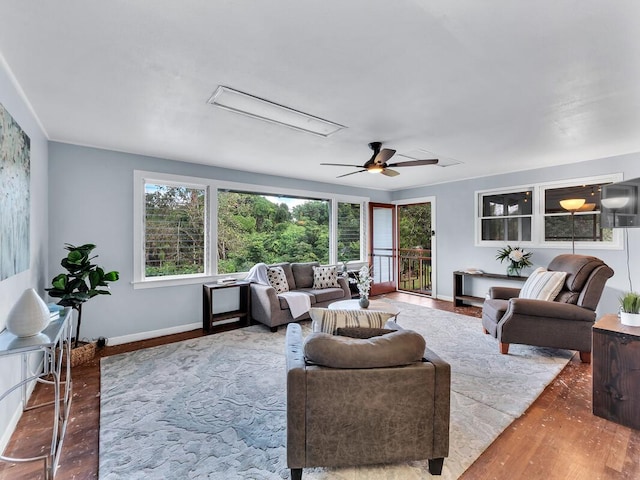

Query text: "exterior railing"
[398, 248, 432, 294]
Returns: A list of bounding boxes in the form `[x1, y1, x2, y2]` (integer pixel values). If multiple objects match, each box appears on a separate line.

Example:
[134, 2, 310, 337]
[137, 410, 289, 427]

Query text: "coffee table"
[328, 299, 400, 319]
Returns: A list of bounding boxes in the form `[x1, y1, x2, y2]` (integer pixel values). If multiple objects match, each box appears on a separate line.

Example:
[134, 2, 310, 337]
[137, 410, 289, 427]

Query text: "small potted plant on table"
[619, 291, 640, 327]
[47, 243, 119, 366]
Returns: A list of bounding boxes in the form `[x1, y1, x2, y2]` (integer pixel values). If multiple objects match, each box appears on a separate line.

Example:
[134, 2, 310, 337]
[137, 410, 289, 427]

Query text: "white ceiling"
[1, 1, 639, 191]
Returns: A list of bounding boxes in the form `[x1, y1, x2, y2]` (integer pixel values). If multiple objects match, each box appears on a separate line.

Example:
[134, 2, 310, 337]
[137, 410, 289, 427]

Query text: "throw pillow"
[303, 329, 426, 369]
[267, 266, 289, 294]
[312, 265, 341, 289]
[519, 267, 567, 301]
[309, 307, 396, 335]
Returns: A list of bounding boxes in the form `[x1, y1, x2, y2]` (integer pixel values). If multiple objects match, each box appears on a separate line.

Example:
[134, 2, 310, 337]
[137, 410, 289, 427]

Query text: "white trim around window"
[133, 170, 369, 289]
[476, 173, 624, 250]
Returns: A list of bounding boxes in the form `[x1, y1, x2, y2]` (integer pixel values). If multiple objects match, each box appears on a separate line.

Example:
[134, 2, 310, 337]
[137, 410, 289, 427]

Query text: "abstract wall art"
[0, 102, 30, 281]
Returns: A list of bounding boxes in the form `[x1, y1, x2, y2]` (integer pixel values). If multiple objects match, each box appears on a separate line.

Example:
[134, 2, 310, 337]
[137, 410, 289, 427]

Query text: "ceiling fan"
[321, 142, 439, 178]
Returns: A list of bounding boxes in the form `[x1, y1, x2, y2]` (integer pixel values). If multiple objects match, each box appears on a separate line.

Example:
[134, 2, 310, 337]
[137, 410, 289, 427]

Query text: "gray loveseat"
[250, 262, 350, 331]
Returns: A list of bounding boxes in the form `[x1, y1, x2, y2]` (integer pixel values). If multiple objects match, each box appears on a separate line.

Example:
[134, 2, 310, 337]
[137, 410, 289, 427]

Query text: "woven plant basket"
[62, 341, 96, 367]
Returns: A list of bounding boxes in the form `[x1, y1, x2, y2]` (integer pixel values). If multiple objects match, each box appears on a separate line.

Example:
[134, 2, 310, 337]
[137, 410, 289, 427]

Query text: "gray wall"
[0, 60, 49, 449]
[48, 142, 391, 342]
[392, 152, 640, 315]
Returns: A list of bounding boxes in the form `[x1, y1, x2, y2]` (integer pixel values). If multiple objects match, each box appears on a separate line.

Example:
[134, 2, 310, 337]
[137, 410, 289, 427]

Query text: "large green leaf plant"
[47, 243, 119, 348]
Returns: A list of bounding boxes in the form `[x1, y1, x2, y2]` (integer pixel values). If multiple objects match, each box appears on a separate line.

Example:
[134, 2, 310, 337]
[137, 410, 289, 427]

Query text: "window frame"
[133, 171, 213, 289]
[476, 186, 534, 245]
[134, 171, 368, 289]
[476, 173, 624, 250]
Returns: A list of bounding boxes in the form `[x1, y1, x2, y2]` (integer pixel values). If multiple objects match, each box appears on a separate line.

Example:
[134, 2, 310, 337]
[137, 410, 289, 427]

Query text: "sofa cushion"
[302, 287, 345, 304]
[312, 265, 341, 289]
[303, 329, 426, 368]
[291, 262, 319, 288]
[482, 298, 509, 323]
[309, 307, 396, 335]
[519, 267, 566, 301]
[267, 266, 290, 294]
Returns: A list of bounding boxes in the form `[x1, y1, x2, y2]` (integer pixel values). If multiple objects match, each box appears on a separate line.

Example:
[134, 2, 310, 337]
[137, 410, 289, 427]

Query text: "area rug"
[99, 302, 572, 479]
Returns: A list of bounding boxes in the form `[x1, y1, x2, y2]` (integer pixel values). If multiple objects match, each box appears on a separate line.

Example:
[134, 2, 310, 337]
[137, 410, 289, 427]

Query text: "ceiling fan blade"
[380, 168, 400, 177]
[321, 162, 364, 168]
[373, 148, 396, 165]
[337, 169, 367, 178]
[386, 159, 439, 168]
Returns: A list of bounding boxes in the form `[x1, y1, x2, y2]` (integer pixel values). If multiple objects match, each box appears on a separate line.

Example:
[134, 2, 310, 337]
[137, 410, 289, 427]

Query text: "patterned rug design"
[99, 302, 572, 479]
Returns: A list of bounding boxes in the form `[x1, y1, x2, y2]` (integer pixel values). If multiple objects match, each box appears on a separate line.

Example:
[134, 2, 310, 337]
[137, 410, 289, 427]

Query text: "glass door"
[368, 203, 396, 296]
[397, 201, 435, 296]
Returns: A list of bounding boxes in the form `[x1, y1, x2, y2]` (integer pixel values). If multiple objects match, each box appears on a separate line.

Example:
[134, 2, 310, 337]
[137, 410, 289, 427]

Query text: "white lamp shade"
[559, 198, 586, 212]
[5, 288, 50, 337]
[601, 197, 630, 209]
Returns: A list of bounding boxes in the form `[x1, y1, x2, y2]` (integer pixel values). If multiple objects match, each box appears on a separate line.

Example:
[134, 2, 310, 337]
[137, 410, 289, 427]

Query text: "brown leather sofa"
[482, 254, 614, 362]
[285, 322, 450, 479]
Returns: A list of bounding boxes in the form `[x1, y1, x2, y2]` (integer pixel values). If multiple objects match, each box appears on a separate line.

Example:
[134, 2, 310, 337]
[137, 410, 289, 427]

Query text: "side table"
[202, 281, 251, 333]
[453, 270, 527, 307]
[0, 307, 73, 479]
[592, 314, 640, 429]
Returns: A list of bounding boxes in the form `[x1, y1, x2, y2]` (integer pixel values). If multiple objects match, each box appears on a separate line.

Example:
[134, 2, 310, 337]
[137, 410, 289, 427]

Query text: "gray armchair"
[482, 254, 614, 362]
[285, 323, 450, 479]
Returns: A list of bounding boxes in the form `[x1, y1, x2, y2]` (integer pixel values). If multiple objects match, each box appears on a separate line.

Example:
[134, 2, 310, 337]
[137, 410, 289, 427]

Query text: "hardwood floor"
[1, 292, 638, 479]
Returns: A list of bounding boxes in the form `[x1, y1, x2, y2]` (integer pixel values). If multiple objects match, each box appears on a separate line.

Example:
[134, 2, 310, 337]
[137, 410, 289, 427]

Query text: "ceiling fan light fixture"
[367, 165, 384, 174]
[208, 86, 346, 137]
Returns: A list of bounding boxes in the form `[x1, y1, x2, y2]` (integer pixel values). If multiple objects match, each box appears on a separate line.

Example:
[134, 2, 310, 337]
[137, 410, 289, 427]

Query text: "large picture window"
[133, 171, 366, 287]
[217, 191, 331, 274]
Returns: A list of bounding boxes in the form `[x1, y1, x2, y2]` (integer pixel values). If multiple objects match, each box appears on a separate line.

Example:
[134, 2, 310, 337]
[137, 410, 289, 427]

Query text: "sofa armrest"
[337, 276, 351, 298]
[422, 347, 450, 458]
[508, 298, 596, 322]
[286, 324, 306, 468]
[250, 283, 279, 325]
[488, 286, 521, 300]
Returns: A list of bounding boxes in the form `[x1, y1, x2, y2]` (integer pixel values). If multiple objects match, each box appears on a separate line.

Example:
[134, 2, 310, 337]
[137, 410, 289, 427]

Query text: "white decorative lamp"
[5, 288, 50, 337]
[559, 198, 586, 254]
[601, 196, 630, 227]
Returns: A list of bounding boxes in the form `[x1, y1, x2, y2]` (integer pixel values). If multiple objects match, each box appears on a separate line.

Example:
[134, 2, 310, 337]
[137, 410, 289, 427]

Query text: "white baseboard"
[0, 401, 24, 454]
[107, 322, 201, 346]
[0, 357, 43, 454]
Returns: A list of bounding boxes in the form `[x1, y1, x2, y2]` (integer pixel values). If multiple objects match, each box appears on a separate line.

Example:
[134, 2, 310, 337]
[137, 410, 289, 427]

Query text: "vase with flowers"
[352, 265, 373, 308]
[496, 245, 533, 277]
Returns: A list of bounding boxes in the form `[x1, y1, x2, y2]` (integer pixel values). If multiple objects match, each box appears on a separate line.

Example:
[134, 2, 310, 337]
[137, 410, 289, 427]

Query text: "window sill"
[132, 274, 243, 290]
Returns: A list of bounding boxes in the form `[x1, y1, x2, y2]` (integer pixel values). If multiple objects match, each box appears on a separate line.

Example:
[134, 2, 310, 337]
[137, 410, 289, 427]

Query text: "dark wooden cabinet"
[453, 271, 527, 307]
[592, 314, 640, 430]
[202, 281, 251, 333]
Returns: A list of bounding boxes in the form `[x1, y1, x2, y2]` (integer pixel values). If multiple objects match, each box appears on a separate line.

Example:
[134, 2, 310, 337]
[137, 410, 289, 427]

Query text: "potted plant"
[619, 291, 640, 327]
[496, 245, 533, 277]
[47, 243, 119, 365]
[351, 265, 373, 308]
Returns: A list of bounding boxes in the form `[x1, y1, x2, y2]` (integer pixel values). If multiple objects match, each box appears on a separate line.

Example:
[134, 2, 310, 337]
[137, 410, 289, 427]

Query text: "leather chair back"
[548, 254, 614, 310]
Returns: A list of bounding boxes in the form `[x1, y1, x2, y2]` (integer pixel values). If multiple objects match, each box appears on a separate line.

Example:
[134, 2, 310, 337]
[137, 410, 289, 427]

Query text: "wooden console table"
[453, 271, 527, 306]
[0, 308, 73, 479]
[202, 281, 251, 333]
[592, 314, 640, 429]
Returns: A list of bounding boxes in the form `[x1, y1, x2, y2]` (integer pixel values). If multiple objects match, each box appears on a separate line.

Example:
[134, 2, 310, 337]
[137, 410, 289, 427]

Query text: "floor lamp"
[560, 198, 586, 254]
[601, 196, 630, 227]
